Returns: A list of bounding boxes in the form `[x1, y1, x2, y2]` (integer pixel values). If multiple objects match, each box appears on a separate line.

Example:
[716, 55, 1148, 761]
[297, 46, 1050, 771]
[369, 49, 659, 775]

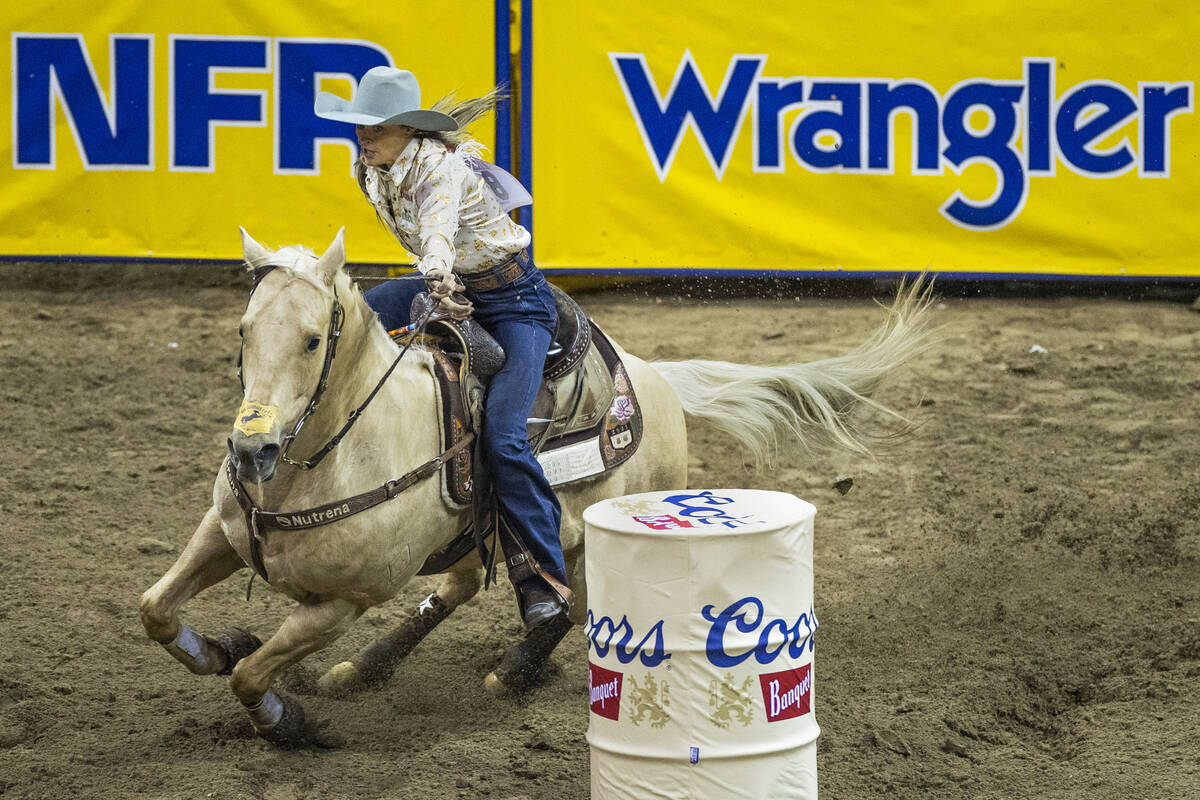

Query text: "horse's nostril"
[254, 444, 280, 472]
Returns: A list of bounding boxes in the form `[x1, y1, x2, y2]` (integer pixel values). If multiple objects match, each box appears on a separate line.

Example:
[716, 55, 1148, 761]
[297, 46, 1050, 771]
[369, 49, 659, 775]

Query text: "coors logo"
[759, 664, 812, 723]
[589, 662, 623, 721]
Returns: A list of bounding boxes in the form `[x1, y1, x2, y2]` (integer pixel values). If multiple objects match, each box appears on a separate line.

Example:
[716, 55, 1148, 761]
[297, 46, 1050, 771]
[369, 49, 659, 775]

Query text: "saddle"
[399, 285, 644, 575]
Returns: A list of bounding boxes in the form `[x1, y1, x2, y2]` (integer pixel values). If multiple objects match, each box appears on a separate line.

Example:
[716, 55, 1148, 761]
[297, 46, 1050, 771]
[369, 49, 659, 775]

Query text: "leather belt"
[459, 251, 533, 292]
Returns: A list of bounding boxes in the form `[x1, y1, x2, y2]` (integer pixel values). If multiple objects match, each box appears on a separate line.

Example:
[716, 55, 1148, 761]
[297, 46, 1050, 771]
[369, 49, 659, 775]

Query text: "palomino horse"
[139, 228, 933, 745]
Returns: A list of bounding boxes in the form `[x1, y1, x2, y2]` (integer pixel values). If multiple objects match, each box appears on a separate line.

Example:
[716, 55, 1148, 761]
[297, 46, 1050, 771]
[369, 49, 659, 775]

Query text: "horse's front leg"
[139, 506, 255, 675]
[318, 565, 483, 696]
[230, 596, 363, 746]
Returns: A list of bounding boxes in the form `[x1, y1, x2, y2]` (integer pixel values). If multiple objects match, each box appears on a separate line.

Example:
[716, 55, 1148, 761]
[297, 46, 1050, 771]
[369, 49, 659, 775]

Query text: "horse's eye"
[306, 336, 321, 352]
[238, 326, 244, 338]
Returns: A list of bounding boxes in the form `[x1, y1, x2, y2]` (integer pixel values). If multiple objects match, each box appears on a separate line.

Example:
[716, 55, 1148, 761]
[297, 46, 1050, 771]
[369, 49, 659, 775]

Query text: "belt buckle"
[467, 253, 527, 292]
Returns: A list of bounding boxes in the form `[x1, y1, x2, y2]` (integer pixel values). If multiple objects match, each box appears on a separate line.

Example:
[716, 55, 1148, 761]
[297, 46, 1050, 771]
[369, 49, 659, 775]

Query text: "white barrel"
[584, 489, 819, 800]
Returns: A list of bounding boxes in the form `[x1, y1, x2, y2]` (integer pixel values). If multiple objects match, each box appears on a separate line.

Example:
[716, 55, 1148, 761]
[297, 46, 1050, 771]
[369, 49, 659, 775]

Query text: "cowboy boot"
[518, 577, 567, 631]
[508, 553, 573, 632]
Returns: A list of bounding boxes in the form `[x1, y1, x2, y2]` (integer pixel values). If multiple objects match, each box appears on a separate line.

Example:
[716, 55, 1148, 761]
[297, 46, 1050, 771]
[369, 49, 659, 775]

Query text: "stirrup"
[518, 580, 567, 632]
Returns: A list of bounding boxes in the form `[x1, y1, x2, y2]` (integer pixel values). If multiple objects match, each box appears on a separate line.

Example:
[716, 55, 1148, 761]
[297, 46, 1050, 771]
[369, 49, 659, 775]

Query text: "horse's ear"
[315, 227, 346, 286]
[239, 227, 270, 270]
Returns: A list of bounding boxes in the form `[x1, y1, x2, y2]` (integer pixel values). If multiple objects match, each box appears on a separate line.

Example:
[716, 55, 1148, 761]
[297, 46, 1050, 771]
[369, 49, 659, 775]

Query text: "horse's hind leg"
[230, 596, 363, 746]
[318, 565, 483, 696]
[139, 506, 252, 675]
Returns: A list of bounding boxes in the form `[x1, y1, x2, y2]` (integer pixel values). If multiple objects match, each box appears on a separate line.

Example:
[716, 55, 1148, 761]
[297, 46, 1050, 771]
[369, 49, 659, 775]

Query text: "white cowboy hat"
[314, 66, 459, 131]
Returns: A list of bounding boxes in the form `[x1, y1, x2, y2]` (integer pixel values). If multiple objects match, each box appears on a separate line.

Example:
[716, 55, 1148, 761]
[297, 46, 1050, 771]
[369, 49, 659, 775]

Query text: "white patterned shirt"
[362, 137, 530, 275]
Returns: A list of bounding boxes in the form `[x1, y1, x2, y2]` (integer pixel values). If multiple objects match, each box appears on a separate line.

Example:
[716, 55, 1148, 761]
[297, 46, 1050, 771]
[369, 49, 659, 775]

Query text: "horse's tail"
[649, 277, 936, 465]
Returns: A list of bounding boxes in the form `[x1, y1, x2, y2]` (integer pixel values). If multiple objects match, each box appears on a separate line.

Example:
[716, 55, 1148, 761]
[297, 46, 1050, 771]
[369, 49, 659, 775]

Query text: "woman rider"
[314, 66, 568, 631]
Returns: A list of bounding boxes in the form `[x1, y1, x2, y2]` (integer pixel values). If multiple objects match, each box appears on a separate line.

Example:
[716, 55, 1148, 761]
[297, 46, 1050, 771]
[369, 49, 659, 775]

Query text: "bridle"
[229, 263, 470, 583]
[237, 264, 346, 468]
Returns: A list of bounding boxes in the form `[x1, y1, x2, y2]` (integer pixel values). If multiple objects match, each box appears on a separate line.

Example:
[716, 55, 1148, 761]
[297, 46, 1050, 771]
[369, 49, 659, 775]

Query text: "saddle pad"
[536, 324, 643, 486]
[425, 322, 643, 509]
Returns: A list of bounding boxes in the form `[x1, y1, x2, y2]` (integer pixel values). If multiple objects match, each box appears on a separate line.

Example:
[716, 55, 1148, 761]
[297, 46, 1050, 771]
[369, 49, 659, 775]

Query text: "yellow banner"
[529, 1, 1199, 277]
[2, 1, 496, 262]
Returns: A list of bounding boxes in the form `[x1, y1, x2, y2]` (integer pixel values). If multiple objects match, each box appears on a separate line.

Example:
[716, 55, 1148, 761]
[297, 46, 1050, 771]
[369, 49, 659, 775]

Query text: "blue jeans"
[363, 266, 566, 585]
[363, 277, 424, 333]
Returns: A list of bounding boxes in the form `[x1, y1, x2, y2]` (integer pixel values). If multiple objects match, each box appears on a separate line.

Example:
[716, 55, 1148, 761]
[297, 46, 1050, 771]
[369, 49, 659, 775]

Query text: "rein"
[238, 264, 433, 470]
[230, 263, 458, 582]
[284, 300, 436, 470]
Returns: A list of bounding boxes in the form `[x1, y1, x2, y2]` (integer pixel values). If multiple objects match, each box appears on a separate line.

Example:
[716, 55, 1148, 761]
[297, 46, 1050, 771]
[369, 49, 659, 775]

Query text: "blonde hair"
[426, 85, 507, 147]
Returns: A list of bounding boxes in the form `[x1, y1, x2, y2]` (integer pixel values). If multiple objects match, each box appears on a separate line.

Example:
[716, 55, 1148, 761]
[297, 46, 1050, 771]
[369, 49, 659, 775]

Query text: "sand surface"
[1, 264, 1197, 799]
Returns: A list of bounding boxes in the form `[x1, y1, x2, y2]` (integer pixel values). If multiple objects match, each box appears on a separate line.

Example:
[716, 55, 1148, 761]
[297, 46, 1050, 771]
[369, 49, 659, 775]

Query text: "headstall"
[229, 264, 465, 582]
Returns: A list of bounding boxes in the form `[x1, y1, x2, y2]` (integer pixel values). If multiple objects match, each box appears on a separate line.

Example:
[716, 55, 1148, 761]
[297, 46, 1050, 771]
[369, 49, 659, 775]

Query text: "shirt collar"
[386, 137, 421, 183]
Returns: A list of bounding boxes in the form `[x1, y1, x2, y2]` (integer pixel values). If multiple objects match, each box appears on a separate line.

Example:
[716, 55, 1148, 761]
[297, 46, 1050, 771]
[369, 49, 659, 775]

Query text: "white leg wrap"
[243, 690, 284, 731]
[164, 625, 223, 675]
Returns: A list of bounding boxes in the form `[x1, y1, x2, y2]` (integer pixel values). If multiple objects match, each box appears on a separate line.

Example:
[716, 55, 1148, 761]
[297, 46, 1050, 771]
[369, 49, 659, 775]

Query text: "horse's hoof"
[212, 628, 262, 676]
[251, 693, 344, 749]
[255, 693, 307, 748]
[483, 671, 510, 697]
[317, 661, 363, 697]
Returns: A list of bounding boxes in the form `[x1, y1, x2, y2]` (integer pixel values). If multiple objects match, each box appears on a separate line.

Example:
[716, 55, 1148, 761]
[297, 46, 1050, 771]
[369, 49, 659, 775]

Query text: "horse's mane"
[245, 245, 331, 294]
[244, 242, 415, 365]
[245, 244, 379, 317]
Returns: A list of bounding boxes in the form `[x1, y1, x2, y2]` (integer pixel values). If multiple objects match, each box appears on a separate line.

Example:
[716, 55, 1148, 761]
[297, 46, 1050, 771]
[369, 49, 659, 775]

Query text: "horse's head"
[228, 227, 349, 484]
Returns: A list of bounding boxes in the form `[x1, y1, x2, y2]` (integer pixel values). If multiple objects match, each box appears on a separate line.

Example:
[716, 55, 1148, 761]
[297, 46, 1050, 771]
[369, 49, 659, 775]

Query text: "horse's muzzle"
[228, 434, 281, 484]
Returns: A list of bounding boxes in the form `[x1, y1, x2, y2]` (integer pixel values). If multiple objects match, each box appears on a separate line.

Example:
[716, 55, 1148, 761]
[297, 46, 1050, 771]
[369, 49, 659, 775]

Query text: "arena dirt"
[0, 263, 1197, 799]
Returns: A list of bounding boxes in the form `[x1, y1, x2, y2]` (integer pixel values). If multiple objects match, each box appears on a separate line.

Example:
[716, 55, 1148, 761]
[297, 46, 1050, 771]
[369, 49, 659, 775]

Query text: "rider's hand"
[438, 293, 474, 320]
[425, 268, 463, 300]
